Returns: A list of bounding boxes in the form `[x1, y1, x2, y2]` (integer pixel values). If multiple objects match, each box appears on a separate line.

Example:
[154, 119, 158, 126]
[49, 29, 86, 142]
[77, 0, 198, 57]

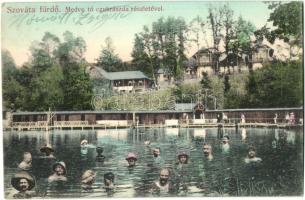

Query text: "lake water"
[3, 127, 303, 198]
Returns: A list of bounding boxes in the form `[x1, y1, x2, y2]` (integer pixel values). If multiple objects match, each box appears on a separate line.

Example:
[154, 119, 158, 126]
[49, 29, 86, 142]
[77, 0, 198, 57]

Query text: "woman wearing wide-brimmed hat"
[125, 152, 138, 167]
[11, 171, 35, 198]
[81, 170, 96, 190]
[176, 151, 189, 165]
[40, 144, 56, 158]
[48, 161, 67, 183]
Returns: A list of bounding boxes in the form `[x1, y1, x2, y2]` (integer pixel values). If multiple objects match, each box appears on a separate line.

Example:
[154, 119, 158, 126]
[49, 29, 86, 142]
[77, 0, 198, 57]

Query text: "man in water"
[18, 152, 32, 170]
[11, 171, 35, 198]
[221, 135, 230, 153]
[125, 152, 137, 167]
[40, 144, 55, 158]
[96, 147, 105, 162]
[80, 139, 89, 155]
[103, 172, 115, 196]
[203, 143, 213, 161]
[245, 147, 262, 163]
[177, 152, 189, 165]
[81, 170, 96, 190]
[150, 168, 174, 194]
[48, 161, 68, 183]
[104, 172, 115, 190]
[153, 147, 163, 164]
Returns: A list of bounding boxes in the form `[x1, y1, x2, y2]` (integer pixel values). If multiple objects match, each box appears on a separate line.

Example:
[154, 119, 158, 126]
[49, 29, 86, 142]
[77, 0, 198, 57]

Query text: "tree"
[224, 74, 230, 93]
[133, 17, 189, 82]
[56, 31, 86, 68]
[233, 16, 256, 72]
[174, 83, 201, 103]
[224, 74, 248, 108]
[200, 72, 211, 90]
[61, 65, 93, 110]
[29, 32, 60, 73]
[210, 76, 225, 109]
[243, 61, 303, 108]
[2, 49, 17, 81]
[268, 2, 303, 42]
[207, 6, 224, 73]
[28, 64, 64, 111]
[131, 34, 151, 76]
[96, 37, 123, 72]
[222, 4, 235, 73]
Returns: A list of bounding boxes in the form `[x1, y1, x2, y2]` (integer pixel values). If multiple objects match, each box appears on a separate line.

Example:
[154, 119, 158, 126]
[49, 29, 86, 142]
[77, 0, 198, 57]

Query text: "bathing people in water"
[125, 152, 138, 167]
[245, 146, 262, 163]
[81, 170, 96, 190]
[48, 161, 68, 183]
[18, 152, 32, 170]
[11, 171, 35, 199]
[96, 147, 105, 162]
[40, 144, 55, 158]
[150, 168, 174, 194]
[203, 143, 213, 161]
[104, 172, 115, 190]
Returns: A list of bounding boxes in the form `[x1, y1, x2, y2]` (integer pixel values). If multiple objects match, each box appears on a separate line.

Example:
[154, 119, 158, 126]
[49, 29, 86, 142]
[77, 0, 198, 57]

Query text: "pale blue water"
[3, 127, 303, 198]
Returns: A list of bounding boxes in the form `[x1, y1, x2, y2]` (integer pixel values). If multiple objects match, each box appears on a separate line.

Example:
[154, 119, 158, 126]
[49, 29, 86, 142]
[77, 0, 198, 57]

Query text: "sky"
[1, 1, 272, 67]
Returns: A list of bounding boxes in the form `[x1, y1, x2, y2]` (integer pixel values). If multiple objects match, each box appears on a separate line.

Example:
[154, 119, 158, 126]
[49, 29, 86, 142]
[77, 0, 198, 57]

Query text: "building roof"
[175, 103, 195, 111]
[88, 66, 150, 81]
[11, 107, 303, 115]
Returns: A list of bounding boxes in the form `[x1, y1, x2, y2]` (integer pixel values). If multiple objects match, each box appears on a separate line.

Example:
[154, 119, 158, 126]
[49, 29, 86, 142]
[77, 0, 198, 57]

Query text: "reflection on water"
[3, 127, 303, 198]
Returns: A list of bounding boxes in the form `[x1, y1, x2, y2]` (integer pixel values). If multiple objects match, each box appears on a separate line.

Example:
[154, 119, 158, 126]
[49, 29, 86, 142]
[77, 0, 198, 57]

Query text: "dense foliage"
[2, 2, 303, 111]
[2, 32, 93, 111]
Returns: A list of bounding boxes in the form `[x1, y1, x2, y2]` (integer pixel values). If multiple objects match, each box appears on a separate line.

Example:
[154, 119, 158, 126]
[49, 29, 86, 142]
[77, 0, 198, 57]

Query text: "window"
[268, 49, 274, 57]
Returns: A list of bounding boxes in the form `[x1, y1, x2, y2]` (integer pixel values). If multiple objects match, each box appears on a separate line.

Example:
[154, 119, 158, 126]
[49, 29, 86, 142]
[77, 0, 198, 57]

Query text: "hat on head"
[40, 144, 54, 153]
[222, 135, 230, 140]
[125, 152, 137, 161]
[52, 161, 67, 175]
[11, 171, 35, 191]
[81, 170, 96, 184]
[104, 172, 114, 181]
[177, 151, 189, 159]
[96, 147, 104, 153]
[80, 140, 88, 145]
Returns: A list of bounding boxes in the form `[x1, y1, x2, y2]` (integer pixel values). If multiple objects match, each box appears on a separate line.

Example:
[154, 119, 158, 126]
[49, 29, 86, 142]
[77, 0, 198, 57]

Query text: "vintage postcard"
[1, 0, 304, 199]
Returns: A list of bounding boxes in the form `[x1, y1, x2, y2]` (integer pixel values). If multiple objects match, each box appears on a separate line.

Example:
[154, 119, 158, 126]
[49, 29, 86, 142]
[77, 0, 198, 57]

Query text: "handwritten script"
[7, 5, 134, 32]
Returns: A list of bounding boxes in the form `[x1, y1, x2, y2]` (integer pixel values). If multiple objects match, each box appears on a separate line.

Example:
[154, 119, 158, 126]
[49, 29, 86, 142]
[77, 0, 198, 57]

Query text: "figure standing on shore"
[241, 113, 245, 124]
[289, 112, 295, 125]
[273, 113, 278, 124]
[18, 152, 32, 171]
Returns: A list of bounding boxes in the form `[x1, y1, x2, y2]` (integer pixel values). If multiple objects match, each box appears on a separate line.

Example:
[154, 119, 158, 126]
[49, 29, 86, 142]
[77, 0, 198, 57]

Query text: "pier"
[5, 119, 302, 131]
[3, 107, 303, 131]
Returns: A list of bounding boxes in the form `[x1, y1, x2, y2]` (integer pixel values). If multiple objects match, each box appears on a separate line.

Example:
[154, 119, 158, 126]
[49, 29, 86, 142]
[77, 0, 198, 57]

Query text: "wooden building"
[88, 66, 152, 94]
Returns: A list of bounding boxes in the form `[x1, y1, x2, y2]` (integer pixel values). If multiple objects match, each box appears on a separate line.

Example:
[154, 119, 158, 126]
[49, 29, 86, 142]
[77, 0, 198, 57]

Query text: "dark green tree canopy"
[268, 2, 303, 41]
[96, 37, 123, 72]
